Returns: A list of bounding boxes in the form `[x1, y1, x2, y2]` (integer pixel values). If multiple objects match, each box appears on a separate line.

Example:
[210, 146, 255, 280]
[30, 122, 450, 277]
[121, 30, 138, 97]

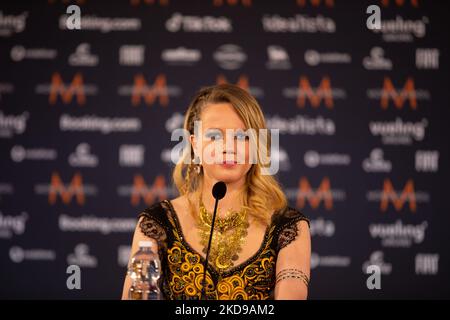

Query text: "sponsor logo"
[69, 43, 99, 66]
[262, 14, 336, 33]
[366, 179, 430, 212]
[68, 143, 99, 167]
[166, 13, 232, 33]
[0, 211, 28, 239]
[283, 76, 346, 108]
[363, 149, 392, 173]
[59, 214, 136, 234]
[266, 114, 335, 136]
[161, 47, 201, 66]
[369, 118, 427, 145]
[67, 244, 98, 268]
[11, 145, 57, 162]
[0, 111, 29, 138]
[118, 74, 182, 106]
[9, 246, 56, 263]
[35, 172, 98, 205]
[369, 220, 428, 247]
[59, 114, 142, 134]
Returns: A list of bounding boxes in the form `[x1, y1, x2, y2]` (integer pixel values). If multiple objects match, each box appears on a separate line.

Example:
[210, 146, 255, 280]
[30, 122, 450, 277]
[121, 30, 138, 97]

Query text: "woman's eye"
[205, 131, 222, 140]
[235, 132, 248, 141]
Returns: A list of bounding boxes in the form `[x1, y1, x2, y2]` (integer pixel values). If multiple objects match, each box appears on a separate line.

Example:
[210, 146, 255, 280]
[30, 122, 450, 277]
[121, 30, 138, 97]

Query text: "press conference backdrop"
[0, 0, 449, 299]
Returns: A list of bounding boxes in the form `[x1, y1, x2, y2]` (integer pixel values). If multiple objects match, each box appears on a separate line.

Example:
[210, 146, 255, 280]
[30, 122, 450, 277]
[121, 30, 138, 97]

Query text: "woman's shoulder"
[271, 205, 310, 228]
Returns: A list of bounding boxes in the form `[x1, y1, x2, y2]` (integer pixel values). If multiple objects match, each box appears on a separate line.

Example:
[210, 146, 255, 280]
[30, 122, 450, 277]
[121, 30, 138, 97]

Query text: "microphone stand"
[200, 197, 219, 300]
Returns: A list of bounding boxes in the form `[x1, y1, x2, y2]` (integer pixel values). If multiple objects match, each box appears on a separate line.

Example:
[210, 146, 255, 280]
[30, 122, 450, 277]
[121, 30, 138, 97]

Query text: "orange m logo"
[296, 177, 333, 210]
[297, 76, 334, 109]
[49, 73, 86, 105]
[48, 172, 85, 205]
[131, 74, 169, 106]
[131, 175, 167, 206]
[380, 179, 417, 212]
[381, 77, 417, 109]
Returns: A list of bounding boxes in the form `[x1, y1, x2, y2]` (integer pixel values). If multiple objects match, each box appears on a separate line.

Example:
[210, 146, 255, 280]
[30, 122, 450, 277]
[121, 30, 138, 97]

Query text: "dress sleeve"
[137, 202, 168, 248]
[275, 206, 310, 252]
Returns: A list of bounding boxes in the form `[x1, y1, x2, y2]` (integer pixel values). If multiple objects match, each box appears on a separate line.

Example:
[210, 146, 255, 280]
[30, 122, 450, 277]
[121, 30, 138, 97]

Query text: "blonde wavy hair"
[172, 84, 287, 226]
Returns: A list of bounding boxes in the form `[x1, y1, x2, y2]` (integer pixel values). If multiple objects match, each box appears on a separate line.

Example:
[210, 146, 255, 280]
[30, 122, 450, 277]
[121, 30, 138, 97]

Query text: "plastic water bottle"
[128, 240, 162, 300]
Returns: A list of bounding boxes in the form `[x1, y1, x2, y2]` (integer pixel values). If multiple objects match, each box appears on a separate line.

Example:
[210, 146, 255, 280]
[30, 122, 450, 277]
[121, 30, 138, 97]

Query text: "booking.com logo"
[169, 120, 280, 175]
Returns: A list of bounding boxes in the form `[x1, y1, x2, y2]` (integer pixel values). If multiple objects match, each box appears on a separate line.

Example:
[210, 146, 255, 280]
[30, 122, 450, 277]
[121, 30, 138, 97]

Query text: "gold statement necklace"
[197, 200, 249, 272]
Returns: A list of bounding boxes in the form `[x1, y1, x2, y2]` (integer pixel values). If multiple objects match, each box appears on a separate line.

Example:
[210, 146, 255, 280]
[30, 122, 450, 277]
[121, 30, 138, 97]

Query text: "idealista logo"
[285, 177, 346, 210]
[262, 14, 336, 33]
[117, 175, 172, 206]
[34, 172, 98, 205]
[367, 77, 430, 109]
[35, 72, 98, 105]
[283, 76, 346, 109]
[366, 179, 430, 213]
[118, 74, 181, 107]
[216, 75, 264, 99]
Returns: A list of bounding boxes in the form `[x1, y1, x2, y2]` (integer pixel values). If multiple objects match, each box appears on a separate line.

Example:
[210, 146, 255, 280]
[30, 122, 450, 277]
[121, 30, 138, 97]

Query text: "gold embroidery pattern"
[164, 206, 277, 300]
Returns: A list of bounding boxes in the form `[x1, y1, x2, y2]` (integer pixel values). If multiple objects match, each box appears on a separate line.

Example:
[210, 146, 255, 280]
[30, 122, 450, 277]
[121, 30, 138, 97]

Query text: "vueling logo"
[380, 179, 416, 212]
[130, 175, 167, 206]
[48, 172, 85, 205]
[296, 177, 333, 210]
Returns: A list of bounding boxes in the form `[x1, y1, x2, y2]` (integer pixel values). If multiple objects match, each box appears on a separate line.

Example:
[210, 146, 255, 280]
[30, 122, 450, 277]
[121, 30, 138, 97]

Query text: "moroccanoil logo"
[366, 77, 430, 110]
[285, 177, 346, 210]
[34, 172, 98, 205]
[282, 76, 346, 109]
[116, 175, 172, 206]
[366, 179, 430, 213]
[35, 73, 98, 105]
[117, 74, 182, 106]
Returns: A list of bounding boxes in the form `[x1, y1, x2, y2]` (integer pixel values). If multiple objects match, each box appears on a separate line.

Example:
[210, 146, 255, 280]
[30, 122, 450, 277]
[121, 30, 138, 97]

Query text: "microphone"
[201, 181, 227, 300]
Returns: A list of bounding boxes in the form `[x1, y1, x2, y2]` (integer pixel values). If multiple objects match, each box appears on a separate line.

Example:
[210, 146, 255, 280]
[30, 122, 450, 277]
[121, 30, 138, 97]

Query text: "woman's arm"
[274, 220, 311, 300]
[121, 217, 159, 300]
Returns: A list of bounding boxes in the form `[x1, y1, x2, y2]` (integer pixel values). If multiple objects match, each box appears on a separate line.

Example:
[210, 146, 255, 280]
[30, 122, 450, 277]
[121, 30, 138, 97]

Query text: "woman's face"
[191, 103, 252, 186]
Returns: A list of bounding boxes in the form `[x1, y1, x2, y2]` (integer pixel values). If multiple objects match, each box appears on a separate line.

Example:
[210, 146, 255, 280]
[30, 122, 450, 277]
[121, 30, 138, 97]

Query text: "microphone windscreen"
[212, 181, 227, 200]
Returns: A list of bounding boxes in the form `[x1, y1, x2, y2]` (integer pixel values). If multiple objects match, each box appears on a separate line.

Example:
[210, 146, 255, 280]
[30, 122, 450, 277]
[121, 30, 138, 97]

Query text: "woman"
[122, 84, 311, 300]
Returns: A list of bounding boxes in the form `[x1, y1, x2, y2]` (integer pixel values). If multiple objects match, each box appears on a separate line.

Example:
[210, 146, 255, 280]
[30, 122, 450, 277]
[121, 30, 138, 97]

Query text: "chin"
[213, 167, 245, 183]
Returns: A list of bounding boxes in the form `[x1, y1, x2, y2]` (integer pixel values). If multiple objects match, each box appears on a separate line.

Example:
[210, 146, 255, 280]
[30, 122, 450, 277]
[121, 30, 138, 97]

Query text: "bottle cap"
[138, 240, 154, 248]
